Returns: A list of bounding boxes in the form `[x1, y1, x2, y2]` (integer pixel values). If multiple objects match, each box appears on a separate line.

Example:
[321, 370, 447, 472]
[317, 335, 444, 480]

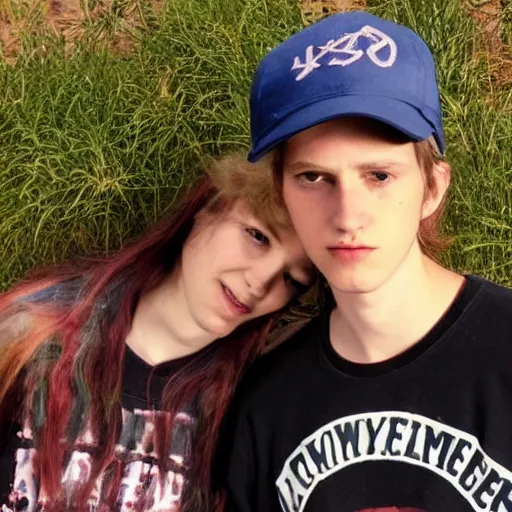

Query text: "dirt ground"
[466, 0, 511, 86]
[299, 0, 511, 87]
[0, 0, 162, 63]
[0, 0, 510, 87]
[300, 0, 366, 21]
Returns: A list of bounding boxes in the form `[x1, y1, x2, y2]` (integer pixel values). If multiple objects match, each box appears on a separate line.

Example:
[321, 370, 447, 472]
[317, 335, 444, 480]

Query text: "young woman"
[0, 153, 315, 511]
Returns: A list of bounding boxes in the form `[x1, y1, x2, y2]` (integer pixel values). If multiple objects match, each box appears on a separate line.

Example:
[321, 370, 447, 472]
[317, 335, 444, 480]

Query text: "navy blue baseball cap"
[248, 11, 445, 162]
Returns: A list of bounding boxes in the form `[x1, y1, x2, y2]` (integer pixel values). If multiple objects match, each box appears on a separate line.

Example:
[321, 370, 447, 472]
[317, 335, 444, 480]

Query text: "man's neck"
[329, 250, 464, 365]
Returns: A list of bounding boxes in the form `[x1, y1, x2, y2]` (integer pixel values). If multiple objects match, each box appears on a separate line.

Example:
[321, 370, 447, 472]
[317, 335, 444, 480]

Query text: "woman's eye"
[372, 172, 390, 182]
[284, 273, 309, 295]
[245, 228, 269, 245]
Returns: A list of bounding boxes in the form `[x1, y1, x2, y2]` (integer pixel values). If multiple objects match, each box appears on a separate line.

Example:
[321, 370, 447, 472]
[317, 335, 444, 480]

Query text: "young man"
[221, 10, 512, 512]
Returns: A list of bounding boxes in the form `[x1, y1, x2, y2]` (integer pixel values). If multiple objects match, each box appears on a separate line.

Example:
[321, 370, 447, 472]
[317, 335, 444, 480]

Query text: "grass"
[0, 0, 302, 288]
[0, 0, 510, 289]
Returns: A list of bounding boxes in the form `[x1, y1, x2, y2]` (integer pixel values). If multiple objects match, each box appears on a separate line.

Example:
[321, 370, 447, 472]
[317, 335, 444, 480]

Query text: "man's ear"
[421, 161, 451, 220]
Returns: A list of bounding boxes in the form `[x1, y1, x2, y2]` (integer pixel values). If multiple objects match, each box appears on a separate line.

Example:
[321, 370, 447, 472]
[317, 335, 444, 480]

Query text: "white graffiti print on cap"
[291, 25, 397, 81]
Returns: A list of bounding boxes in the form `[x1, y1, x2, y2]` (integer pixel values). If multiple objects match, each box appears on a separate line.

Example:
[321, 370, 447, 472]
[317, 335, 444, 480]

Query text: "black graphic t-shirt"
[222, 275, 512, 512]
[0, 345, 196, 511]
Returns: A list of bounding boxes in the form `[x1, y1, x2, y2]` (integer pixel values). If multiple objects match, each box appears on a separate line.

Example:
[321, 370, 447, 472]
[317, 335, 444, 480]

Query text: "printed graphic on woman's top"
[3, 408, 195, 512]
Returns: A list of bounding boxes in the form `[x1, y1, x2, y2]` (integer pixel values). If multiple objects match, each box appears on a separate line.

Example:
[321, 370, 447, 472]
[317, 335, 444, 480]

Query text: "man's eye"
[245, 228, 269, 245]
[298, 172, 323, 183]
[372, 172, 389, 182]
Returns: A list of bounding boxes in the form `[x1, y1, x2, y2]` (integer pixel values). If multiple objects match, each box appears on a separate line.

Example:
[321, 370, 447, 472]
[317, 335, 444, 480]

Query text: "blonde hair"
[205, 153, 293, 233]
[413, 139, 452, 260]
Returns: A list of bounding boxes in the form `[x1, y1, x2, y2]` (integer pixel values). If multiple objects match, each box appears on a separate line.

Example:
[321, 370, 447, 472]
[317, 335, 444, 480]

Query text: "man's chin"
[327, 275, 384, 296]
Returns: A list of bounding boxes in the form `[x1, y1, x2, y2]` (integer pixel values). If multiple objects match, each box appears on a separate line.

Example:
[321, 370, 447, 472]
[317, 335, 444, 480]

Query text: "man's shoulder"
[235, 316, 323, 405]
[468, 274, 512, 319]
[462, 275, 512, 352]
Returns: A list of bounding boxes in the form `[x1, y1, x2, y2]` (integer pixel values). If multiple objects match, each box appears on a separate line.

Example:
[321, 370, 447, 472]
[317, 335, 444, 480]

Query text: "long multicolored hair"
[0, 153, 306, 511]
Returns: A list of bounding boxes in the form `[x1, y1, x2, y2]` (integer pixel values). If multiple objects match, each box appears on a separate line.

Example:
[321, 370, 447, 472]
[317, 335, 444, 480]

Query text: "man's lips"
[328, 244, 375, 261]
[329, 243, 375, 250]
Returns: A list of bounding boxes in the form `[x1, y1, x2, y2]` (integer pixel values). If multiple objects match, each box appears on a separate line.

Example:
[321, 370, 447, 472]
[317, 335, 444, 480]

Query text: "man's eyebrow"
[354, 160, 407, 171]
[284, 161, 337, 173]
[285, 160, 408, 173]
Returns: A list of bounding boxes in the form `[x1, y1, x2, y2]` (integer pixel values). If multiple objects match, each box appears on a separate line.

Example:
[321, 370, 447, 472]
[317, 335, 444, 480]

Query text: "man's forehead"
[282, 121, 417, 170]
[286, 117, 413, 145]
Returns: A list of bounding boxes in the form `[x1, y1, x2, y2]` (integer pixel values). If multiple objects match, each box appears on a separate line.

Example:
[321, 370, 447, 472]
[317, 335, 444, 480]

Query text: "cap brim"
[248, 95, 436, 162]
